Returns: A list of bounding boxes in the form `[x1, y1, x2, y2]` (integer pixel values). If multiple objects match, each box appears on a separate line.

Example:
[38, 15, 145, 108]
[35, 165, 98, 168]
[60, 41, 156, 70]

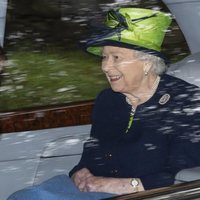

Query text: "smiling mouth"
[109, 75, 122, 82]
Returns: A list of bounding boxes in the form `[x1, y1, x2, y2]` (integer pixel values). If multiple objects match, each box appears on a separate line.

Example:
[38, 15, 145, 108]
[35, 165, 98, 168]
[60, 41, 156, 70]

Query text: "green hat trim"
[82, 7, 172, 61]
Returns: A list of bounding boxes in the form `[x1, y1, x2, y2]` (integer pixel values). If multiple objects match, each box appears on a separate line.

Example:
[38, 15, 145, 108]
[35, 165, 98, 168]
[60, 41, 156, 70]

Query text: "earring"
[144, 63, 150, 76]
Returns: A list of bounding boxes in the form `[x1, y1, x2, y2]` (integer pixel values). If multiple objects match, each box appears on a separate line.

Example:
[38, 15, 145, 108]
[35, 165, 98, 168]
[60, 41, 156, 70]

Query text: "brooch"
[159, 93, 170, 105]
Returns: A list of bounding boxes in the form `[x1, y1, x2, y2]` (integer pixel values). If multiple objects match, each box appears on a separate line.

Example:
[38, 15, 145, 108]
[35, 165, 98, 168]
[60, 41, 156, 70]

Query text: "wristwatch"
[130, 178, 139, 192]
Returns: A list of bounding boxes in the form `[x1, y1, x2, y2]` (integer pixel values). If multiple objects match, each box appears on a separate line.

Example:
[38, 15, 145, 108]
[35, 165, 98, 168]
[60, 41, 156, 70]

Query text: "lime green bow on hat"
[83, 7, 172, 61]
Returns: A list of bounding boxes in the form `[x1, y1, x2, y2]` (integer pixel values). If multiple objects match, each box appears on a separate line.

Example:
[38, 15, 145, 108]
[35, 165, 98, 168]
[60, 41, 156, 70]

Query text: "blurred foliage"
[0, 49, 107, 111]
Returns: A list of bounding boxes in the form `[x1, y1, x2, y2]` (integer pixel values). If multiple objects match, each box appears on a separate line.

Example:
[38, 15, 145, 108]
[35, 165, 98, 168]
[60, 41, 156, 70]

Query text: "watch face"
[131, 178, 139, 188]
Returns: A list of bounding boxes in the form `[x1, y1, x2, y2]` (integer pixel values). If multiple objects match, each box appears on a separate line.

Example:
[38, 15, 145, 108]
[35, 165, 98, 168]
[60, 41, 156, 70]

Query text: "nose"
[101, 57, 114, 73]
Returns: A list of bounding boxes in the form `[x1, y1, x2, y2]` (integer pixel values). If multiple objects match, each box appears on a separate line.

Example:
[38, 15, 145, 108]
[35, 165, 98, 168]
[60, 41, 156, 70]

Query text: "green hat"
[82, 7, 172, 62]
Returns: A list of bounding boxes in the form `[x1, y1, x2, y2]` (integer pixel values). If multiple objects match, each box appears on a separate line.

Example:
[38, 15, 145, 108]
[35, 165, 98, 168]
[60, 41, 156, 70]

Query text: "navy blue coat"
[69, 74, 200, 190]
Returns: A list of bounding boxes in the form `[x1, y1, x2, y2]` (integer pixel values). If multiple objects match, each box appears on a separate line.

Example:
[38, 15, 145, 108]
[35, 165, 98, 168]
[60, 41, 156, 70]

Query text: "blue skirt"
[7, 175, 116, 200]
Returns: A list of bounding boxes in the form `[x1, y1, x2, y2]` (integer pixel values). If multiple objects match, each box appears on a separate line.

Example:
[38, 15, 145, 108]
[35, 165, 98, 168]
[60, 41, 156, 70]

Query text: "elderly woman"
[69, 7, 200, 193]
[8, 7, 200, 200]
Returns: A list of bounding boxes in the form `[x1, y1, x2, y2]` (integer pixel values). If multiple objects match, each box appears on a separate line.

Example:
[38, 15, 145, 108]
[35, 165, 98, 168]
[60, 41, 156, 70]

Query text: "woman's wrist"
[128, 178, 144, 193]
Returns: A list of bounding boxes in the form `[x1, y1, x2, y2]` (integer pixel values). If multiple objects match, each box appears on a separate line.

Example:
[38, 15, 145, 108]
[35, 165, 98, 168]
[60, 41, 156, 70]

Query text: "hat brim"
[82, 39, 170, 65]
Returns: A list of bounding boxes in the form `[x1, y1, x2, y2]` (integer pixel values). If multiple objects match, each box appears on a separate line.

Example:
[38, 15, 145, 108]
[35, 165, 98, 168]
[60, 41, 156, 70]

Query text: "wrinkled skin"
[71, 168, 144, 194]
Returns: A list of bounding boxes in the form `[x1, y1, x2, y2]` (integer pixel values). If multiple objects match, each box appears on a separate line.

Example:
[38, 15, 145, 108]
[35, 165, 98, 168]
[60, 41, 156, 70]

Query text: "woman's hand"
[71, 168, 93, 191]
[71, 168, 144, 194]
[82, 176, 144, 194]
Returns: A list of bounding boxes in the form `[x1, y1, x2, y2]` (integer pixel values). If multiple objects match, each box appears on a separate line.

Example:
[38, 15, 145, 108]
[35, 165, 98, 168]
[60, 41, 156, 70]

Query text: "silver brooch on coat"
[159, 93, 170, 105]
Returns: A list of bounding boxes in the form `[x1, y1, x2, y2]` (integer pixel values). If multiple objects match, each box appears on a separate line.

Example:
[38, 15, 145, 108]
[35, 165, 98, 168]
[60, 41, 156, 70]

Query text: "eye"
[102, 55, 107, 60]
[114, 55, 119, 60]
[113, 55, 123, 63]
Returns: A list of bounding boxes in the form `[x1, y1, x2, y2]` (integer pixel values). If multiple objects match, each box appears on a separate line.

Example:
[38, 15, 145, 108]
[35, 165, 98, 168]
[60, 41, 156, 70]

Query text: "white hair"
[134, 50, 168, 75]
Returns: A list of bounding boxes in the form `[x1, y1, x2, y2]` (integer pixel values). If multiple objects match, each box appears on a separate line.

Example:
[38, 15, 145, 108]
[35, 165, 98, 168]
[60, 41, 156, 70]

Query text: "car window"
[0, 0, 189, 112]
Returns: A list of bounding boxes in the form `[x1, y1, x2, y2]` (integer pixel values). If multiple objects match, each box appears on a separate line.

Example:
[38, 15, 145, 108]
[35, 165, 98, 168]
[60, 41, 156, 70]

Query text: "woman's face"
[101, 46, 146, 95]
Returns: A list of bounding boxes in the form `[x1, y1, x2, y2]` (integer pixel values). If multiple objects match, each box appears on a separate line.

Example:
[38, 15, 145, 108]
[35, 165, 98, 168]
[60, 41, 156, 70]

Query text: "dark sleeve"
[69, 139, 98, 177]
[141, 90, 200, 189]
[69, 90, 107, 177]
[140, 137, 200, 189]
